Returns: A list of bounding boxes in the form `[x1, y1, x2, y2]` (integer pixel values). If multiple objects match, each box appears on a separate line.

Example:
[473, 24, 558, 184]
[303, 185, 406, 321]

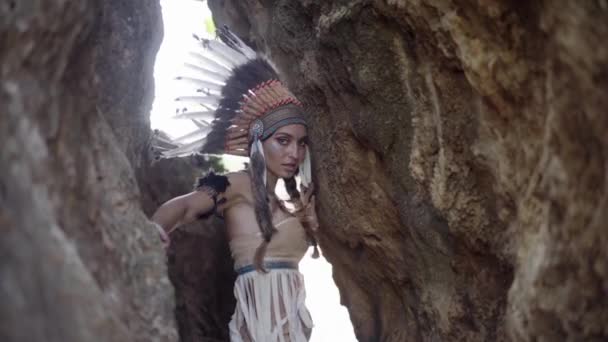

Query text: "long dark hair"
[249, 140, 276, 272]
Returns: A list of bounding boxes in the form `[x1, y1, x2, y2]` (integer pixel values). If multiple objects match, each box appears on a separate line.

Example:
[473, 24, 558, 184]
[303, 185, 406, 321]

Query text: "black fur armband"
[193, 171, 230, 219]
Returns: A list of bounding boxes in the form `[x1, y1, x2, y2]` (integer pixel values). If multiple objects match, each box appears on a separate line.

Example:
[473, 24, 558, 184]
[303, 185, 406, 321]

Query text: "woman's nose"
[286, 142, 299, 159]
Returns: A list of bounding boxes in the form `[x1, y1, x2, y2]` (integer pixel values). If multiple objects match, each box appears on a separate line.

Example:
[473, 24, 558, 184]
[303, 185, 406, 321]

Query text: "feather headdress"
[160, 29, 305, 156]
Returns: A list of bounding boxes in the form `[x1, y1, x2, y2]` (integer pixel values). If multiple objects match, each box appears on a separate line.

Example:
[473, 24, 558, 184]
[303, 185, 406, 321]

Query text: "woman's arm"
[151, 191, 215, 233]
[150, 172, 233, 247]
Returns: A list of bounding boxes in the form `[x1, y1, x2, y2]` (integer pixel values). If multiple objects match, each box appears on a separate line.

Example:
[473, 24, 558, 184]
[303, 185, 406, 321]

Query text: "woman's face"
[262, 124, 308, 179]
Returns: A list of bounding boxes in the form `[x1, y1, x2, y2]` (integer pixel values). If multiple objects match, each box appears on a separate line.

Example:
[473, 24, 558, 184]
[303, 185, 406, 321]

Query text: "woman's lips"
[282, 163, 297, 172]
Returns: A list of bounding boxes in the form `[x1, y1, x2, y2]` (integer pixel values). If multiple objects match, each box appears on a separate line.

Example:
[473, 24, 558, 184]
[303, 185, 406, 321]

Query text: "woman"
[150, 28, 319, 342]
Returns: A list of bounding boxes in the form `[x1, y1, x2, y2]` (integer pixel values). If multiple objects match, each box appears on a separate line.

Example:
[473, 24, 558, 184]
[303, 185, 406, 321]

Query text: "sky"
[150, 1, 357, 341]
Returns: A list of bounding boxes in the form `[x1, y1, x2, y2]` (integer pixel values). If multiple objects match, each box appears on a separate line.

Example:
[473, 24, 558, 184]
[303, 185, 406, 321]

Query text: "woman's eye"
[299, 140, 307, 147]
[277, 138, 289, 145]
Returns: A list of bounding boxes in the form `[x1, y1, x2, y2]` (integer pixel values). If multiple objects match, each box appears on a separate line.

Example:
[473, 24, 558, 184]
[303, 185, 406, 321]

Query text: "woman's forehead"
[274, 124, 307, 137]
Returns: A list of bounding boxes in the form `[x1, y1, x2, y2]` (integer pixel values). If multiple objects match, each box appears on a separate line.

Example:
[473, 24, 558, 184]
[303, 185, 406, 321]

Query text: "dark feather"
[194, 171, 230, 192]
[193, 171, 231, 220]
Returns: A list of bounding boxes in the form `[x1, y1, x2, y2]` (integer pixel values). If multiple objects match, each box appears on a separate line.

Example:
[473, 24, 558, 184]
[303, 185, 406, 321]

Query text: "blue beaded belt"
[236, 261, 299, 275]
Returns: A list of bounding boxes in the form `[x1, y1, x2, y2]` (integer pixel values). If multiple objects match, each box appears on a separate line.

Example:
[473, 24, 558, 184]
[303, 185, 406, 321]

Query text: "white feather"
[300, 147, 312, 187]
[203, 39, 249, 67]
[161, 136, 207, 158]
[191, 119, 211, 128]
[152, 145, 169, 151]
[185, 64, 229, 79]
[199, 103, 217, 111]
[172, 126, 212, 144]
[188, 50, 234, 72]
[153, 134, 178, 147]
[173, 110, 216, 120]
[183, 63, 229, 85]
[175, 77, 223, 92]
[175, 95, 221, 107]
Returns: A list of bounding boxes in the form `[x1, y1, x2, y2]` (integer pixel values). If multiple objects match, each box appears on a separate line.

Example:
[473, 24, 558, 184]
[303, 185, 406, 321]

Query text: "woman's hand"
[152, 222, 171, 250]
[298, 182, 319, 232]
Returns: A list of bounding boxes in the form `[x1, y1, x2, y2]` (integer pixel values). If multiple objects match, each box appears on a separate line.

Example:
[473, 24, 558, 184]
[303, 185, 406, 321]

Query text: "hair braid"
[284, 176, 320, 259]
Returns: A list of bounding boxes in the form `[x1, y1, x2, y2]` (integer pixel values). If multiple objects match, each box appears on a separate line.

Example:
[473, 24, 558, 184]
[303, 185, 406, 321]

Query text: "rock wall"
[209, 1, 608, 341]
[1, 0, 237, 340]
[0, 1, 177, 341]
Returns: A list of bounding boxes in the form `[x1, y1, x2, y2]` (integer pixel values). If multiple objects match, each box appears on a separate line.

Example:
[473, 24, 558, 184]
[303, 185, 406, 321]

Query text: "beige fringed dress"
[228, 216, 313, 342]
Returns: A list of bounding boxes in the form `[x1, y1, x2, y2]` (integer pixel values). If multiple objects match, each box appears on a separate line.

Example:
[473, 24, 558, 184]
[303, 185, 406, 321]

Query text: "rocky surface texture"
[0, 0, 238, 340]
[209, 1, 608, 341]
[0, 1, 177, 341]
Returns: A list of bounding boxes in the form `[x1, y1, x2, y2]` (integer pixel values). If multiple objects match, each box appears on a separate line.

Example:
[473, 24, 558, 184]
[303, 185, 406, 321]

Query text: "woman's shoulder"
[224, 170, 252, 195]
[225, 170, 250, 184]
[221, 171, 253, 212]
